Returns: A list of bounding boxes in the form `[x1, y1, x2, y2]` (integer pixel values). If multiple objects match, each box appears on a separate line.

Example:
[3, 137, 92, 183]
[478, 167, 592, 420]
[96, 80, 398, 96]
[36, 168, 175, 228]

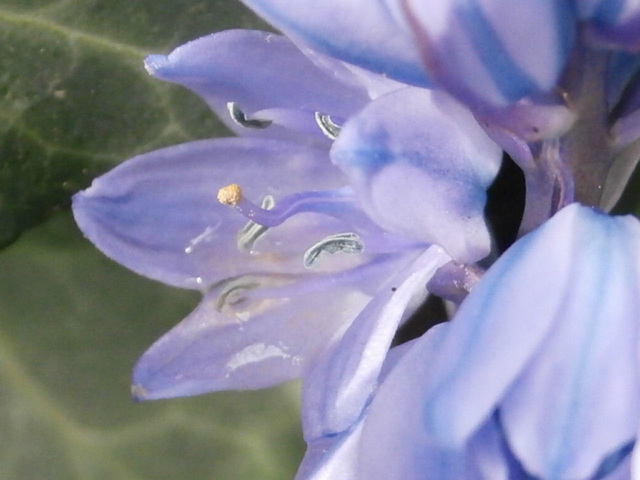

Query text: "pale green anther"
[215, 279, 261, 311]
[315, 112, 341, 140]
[227, 101, 273, 129]
[303, 232, 364, 268]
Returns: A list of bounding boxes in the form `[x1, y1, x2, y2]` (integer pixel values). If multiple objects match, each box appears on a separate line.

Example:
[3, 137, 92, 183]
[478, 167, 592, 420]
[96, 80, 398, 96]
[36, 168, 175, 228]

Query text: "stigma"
[217, 183, 364, 228]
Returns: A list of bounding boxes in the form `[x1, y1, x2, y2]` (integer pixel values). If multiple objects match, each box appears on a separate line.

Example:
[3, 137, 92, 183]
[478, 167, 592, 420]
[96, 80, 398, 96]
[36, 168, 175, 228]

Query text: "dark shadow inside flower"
[484, 153, 526, 255]
[391, 294, 448, 348]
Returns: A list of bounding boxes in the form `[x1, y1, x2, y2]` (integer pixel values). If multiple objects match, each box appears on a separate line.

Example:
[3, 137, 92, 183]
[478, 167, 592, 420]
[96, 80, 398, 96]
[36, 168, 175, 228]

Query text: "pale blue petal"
[500, 214, 640, 478]
[132, 258, 399, 399]
[73, 138, 348, 289]
[145, 30, 370, 142]
[420, 204, 604, 446]
[631, 438, 640, 478]
[332, 87, 502, 263]
[239, 0, 430, 87]
[401, 0, 575, 107]
[420, 204, 640, 479]
[302, 246, 450, 440]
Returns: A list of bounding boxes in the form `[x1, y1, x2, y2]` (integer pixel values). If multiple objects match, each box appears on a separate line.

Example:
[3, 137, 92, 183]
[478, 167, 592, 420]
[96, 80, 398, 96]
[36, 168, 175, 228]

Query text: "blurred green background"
[0, 1, 304, 478]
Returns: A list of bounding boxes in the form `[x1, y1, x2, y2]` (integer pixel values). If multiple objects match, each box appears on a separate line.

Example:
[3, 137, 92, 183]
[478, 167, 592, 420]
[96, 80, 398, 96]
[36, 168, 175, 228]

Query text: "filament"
[217, 184, 361, 228]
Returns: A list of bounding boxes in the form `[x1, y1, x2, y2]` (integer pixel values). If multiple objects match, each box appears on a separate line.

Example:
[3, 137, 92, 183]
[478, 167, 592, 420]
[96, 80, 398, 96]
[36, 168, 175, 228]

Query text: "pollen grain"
[218, 184, 244, 206]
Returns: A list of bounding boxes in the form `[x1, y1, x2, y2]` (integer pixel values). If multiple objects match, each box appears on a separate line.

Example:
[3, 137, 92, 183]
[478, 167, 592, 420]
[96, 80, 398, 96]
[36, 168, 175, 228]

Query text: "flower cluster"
[73, 1, 640, 479]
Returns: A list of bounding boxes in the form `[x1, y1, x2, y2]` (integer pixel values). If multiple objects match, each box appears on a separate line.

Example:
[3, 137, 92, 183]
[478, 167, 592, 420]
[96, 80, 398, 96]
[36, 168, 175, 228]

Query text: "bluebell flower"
[298, 204, 640, 480]
[73, 2, 640, 479]
[237, 0, 640, 237]
[72, 29, 502, 399]
[215, 2, 640, 479]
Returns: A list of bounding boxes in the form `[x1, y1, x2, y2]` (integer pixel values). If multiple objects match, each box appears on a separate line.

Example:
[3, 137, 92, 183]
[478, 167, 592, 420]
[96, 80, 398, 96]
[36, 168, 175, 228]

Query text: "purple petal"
[402, 0, 575, 107]
[480, 98, 576, 144]
[302, 246, 450, 439]
[238, 0, 430, 87]
[295, 339, 420, 480]
[73, 138, 348, 289]
[132, 257, 399, 399]
[294, 423, 363, 480]
[357, 325, 511, 480]
[331, 87, 502, 263]
[354, 323, 447, 479]
[145, 30, 370, 142]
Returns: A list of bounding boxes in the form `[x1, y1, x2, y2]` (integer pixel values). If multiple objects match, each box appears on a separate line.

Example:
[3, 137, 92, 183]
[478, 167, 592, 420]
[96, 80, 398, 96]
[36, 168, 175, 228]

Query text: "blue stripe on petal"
[606, 51, 640, 110]
[593, 0, 625, 25]
[592, 441, 634, 480]
[458, 0, 539, 102]
[554, 0, 578, 70]
[287, 25, 430, 88]
[241, 0, 431, 88]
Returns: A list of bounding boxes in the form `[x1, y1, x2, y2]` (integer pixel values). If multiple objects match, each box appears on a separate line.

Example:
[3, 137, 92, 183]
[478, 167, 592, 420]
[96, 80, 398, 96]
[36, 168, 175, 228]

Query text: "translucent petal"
[296, 337, 423, 480]
[132, 257, 400, 399]
[401, 0, 575, 107]
[294, 421, 363, 480]
[73, 138, 351, 289]
[239, 0, 430, 87]
[332, 87, 502, 263]
[300, 48, 407, 100]
[145, 30, 370, 142]
[302, 246, 450, 440]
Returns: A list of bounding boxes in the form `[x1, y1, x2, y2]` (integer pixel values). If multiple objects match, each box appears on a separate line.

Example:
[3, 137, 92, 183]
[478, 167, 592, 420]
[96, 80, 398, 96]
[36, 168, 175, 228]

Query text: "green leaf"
[0, 0, 270, 248]
[0, 212, 304, 479]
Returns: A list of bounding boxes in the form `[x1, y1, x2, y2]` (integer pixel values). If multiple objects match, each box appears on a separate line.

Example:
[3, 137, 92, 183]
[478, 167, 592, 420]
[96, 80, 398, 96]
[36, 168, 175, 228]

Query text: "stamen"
[217, 184, 360, 227]
[303, 232, 364, 268]
[315, 112, 342, 140]
[215, 278, 260, 311]
[237, 195, 275, 251]
[227, 102, 272, 129]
